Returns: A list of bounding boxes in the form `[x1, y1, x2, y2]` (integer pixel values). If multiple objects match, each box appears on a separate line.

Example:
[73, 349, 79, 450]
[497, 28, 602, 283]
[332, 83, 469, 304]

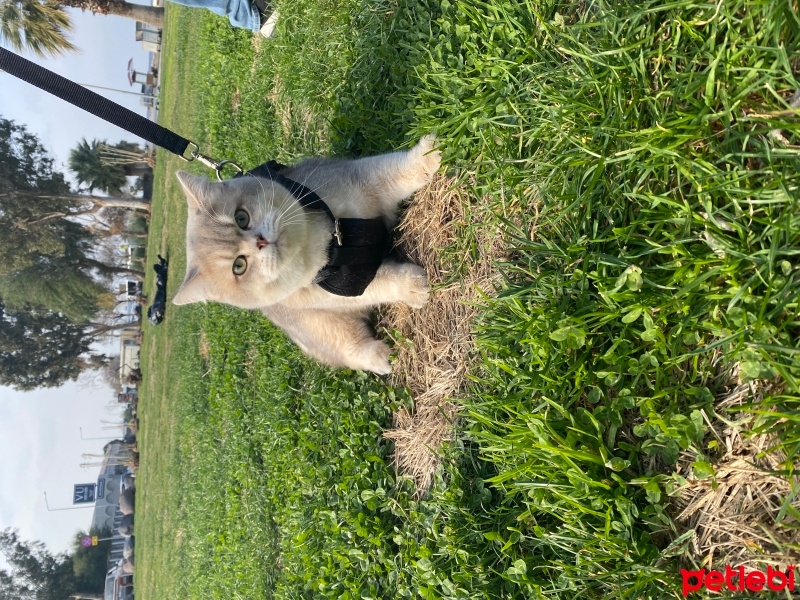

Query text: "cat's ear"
[176, 171, 210, 208]
[172, 266, 208, 305]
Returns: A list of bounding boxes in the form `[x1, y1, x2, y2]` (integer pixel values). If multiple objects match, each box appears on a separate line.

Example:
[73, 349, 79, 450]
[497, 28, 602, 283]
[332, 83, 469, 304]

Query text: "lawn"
[135, 0, 800, 598]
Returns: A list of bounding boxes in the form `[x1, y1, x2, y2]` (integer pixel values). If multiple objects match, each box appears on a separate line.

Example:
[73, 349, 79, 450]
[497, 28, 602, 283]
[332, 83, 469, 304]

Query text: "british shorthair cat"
[173, 135, 441, 374]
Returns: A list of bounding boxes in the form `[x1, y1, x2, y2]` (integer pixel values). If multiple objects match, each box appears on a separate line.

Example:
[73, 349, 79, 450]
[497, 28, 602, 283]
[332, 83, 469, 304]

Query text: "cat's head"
[172, 171, 319, 309]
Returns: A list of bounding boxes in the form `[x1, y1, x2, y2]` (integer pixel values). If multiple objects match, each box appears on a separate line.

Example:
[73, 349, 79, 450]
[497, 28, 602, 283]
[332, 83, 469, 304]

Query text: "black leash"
[1, 47, 390, 296]
[0, 46, 240, 179]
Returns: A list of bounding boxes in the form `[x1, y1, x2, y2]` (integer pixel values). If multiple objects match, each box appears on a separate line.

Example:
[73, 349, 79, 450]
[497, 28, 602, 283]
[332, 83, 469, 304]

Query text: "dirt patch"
[381, 175, 507, 496]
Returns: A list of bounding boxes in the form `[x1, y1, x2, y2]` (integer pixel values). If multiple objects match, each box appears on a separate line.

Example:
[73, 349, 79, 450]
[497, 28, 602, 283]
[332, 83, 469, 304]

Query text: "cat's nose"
[256, 235, 269, 249]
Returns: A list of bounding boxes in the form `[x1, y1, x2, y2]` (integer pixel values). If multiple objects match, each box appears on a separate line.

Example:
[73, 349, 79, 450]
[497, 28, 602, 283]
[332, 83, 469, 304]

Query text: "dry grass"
[675, 378, 800, 568]
[381, 175, 507, 495]
[198, 330, 211, 364]
[266, 74, 322, 150]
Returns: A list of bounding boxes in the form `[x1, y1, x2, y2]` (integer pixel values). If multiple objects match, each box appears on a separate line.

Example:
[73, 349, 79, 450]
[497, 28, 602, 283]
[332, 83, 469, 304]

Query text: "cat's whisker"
[295, 168, 334, 202]
[239, 173, 275, 223]
[197, 201, 226, 227]
[242, 173, 272, 218]
[277, 173, 337, 227]
[295, 159, 326, 191]
[275, 200, 301, 224]
[275, 204, 305, 226]
[294, 179, 339, 212]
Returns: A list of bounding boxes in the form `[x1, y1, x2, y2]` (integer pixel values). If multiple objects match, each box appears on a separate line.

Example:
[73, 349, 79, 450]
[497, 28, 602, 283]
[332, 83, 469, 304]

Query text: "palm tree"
[98, 140, 154, 178]
[69, 138, 128, 196]
[0, 0, 76, 57]
[0, 0, 163, 58]
[60, 0, 163, 29]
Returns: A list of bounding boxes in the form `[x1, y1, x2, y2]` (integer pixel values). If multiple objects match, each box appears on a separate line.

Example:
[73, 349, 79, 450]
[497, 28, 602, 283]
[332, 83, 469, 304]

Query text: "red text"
[681, 565, 796, 596]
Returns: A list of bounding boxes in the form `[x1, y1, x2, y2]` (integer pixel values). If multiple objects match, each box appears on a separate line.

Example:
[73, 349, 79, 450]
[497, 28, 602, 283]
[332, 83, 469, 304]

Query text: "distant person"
[166, 0, 279, 38]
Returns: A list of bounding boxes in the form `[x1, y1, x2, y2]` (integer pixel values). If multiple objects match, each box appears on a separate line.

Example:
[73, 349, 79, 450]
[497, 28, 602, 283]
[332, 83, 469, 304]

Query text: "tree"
[0, 528, 77, 600]
[0, 117, 146, 304]
[101, 354, 123, 393]
[95, 207, 149, 239]
[61, 0, 163, 29]
[98, 140, 154, 175]
[0, 266, 109, 323]
[68, 138, 128, 196]
[0, 116, 71, 192]
[0, 0, 163, 58]
[0, 117, 149, 389]
[0, 0, 76, 58]
[0, 118, 96, 274]
[68, 139, 154, 197]
[0, 301, 106, 390]
[71, 529, 111, 594]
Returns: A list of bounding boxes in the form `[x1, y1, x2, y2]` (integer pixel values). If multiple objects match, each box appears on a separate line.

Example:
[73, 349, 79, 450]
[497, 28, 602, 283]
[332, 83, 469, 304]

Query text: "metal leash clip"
[181, 141, 243, 181]
[333, 219, 343, 246]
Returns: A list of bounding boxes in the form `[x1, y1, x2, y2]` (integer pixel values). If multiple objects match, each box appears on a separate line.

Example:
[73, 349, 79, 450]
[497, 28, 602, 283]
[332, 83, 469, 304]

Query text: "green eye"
[232, 256, 248, 275]
[234, 209, 250, 229]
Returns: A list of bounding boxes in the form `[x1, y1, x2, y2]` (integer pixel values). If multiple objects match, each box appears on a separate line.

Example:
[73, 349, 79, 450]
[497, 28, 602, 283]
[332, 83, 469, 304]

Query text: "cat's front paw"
[400, 264, 430, 309]
[359, 340, 392, 375]
[413, 134, 442, 182]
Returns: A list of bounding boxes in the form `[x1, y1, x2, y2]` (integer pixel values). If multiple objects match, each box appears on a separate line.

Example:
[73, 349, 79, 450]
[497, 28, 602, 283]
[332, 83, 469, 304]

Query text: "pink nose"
[256, 235, 269, 249]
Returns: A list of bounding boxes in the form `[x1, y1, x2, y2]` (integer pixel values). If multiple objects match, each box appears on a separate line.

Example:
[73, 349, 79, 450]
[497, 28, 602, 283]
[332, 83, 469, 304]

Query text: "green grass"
[136, 0, 800, 598]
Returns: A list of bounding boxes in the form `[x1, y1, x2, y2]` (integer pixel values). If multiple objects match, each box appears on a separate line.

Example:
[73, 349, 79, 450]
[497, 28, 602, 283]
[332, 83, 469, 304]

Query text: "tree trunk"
[83, 258, 145, 280]
[91, 197, 151, 212]
[122, 162, 153, 178]
[86, 320, 142, 339]
[25, 193, 151, 213]
[61, 0, 165, 29]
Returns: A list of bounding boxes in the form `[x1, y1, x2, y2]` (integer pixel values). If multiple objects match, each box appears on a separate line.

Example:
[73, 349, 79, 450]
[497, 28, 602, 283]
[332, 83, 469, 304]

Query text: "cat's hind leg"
[262, 305, 392, 374]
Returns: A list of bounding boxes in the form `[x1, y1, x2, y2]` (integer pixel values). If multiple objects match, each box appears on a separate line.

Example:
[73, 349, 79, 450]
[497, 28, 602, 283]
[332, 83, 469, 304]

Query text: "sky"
[1, 6, 153, 179]
[0, 6, 152, 556]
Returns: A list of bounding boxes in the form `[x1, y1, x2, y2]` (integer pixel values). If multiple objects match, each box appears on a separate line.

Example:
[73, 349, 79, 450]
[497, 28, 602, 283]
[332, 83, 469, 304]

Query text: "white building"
[89, 440, 134, 567]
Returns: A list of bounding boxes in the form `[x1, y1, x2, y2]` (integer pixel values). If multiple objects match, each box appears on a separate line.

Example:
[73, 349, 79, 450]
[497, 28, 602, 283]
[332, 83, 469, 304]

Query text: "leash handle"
[0, 47, 239, 177]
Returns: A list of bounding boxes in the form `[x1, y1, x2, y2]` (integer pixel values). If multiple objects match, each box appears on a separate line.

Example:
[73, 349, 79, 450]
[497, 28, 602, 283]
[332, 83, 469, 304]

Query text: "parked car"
[119, 486, 135, 516]
[118, 514, 134, 537]
[104, 564, 133, 600]
[120, 472, 135, 494]
[123, 535, 135, 559]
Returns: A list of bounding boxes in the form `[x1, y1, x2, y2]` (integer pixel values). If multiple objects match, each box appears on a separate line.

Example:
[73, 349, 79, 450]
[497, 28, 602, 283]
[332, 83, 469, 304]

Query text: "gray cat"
[173, 135, 441, 374]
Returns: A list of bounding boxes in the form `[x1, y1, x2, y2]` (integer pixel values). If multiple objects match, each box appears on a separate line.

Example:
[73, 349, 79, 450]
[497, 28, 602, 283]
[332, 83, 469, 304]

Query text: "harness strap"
[0, 47, 191, 158]
[327, 218, 390, 266]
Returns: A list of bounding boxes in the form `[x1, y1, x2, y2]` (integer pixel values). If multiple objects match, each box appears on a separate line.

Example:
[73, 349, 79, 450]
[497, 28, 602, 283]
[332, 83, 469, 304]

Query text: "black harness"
[241, 161, 391, 297]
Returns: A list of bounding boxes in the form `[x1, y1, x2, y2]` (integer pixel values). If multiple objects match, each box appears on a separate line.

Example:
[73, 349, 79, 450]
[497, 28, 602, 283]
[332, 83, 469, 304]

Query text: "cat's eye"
[234, 209, 250, 229]
[232, 256, 248, 275]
